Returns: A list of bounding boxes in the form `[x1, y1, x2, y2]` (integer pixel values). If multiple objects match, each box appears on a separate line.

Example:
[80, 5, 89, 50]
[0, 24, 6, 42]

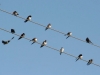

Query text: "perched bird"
[2, 37, 14, 45]
[18, 33, 25, 40]
[30, 38, 37, 45]
[65, 32, 72, 39]
[87, 59, 93, 65]
[60, 47, 64, 55]
[86, 37, 93, 44]
[12, 11, 19, 16]
[11, 29, 15, 34]
[76, 54, 83, 61]
[40, 40, 47, 48]
[45, 23, 51, 30]
[2, 40, 10, 45]
[24, 15, 32, 22]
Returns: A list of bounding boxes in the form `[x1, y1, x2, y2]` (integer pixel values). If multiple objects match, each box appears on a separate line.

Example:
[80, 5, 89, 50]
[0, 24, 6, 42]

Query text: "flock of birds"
[1, 11, 94, 66]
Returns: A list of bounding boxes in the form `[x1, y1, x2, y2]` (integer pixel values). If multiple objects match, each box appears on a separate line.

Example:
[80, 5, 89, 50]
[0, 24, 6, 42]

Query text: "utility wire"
[0, 27, 100, 67]
[0, 8, 100, 48]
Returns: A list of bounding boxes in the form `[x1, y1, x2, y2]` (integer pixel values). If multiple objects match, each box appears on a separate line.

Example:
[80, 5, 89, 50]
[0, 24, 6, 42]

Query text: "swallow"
[76, 54, 83, 61]
[60, 47, 64, 55]
[11, 29, 15, 34]
[45, 23, 51, 30]
[30, 38, 37, 45]
[40, 40, 47, 48]
[2, 40, 10, 45]
[65, 32, 72, 39]
[86, 37, 93, 44]
[12, 11, 19, 16]
[18, 33, 25, 40]
[2, 37, 14, 45]
[87, 59, 93, 65]
[24, 15, 32, 22]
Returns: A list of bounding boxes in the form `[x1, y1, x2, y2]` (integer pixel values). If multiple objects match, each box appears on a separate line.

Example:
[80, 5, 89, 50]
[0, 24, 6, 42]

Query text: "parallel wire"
[0, 8, 100, 48]
[0, 27, 100, 67]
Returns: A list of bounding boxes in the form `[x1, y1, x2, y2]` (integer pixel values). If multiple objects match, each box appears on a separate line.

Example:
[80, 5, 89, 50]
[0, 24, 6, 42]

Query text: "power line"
[0, 27, 100, 67]
[0, 9, 100, 49]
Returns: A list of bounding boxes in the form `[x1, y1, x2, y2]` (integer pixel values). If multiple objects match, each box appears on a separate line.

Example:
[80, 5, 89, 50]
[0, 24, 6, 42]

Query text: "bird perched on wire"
[60, 47, 64, 55]
[76, 54, 83, 61]
[40, 40, 47, 48]
[30, 38, 37, 45]
[87, 59, 93, 65]
[12, 11, 19, 16]
[2, 37, 14, 45]
[45, 23, 51, 31]
[24, 15, 32, 22]
[11, 29, 15, 34]
[65, 32, 72, 39]
[18, 33, 25, 40]
[86, 37, 93, 44]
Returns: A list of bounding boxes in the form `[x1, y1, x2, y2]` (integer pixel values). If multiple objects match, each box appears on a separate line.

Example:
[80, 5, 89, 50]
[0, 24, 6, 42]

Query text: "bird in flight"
[2, 37, 14, 45]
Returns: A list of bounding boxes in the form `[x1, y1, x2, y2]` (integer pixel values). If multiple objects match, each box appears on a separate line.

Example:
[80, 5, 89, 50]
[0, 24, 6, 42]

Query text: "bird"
[30, 38, 37, 45]
[60, 47, 64, 55]
[65, 32, 72, 39]
[24, 15, 32, 22]
[76, 54, 83, 61]
[87, 59, 93, 65]
[2, 37, 14, 45]
[18, 33, 25, 40]
[12, 11, 19, 16]
[45, 23, 51, 30]
[86, 37, 93, 44]
[2, 40, 10, 45]
[11, 29, 15, 34]
[40, 40, 47, 48]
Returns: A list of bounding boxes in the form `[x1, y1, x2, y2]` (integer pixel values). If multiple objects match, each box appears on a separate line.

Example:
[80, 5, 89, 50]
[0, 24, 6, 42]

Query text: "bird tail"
[66, 36, 69, 39]
[87, 62, 90, 65]
[11, 37, 14, 40]
[24, 20, 28, 22]
[18, 37, 21, 40]
[60, 52, 62, 55]
[76, 58, 79, 61]
[45, 28, 48, 31]
[40, 45, 43, 48]
[31, 42, 35, 45]
[90, 41, 93, 44]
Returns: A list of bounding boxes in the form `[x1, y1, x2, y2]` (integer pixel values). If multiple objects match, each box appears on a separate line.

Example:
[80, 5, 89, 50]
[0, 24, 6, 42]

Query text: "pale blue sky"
[0, 0, 100, 75]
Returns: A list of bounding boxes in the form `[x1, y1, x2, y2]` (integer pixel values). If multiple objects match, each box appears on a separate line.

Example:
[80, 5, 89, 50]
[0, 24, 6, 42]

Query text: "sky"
[0, 0, 100, 75]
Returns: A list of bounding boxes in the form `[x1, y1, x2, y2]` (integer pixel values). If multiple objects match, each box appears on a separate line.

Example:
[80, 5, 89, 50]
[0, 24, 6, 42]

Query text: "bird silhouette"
[11, 29, 15, 34]
[86, 37, 93, 44]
